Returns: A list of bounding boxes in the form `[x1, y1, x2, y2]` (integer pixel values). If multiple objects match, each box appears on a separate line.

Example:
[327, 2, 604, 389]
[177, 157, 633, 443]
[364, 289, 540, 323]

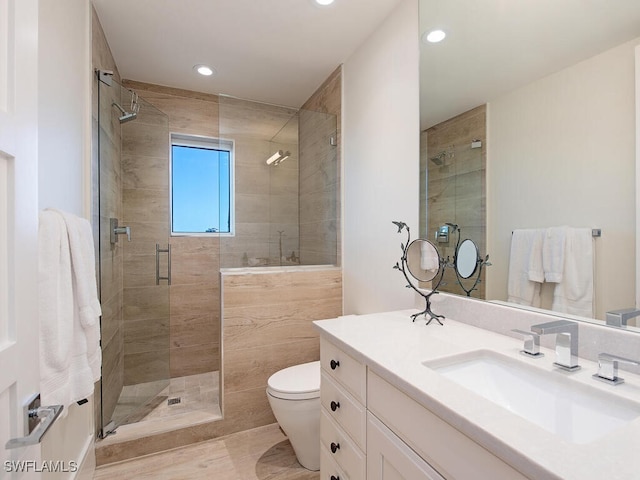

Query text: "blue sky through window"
[172, 145, 231, 233]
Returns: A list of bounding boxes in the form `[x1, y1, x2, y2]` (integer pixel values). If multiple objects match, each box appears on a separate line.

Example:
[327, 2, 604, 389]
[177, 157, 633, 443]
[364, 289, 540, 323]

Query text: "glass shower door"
[97, 77, 171, 434]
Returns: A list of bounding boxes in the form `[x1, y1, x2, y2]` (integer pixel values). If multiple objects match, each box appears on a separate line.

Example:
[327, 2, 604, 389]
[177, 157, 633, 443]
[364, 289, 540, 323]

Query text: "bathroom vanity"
[314, 310, 640, 480]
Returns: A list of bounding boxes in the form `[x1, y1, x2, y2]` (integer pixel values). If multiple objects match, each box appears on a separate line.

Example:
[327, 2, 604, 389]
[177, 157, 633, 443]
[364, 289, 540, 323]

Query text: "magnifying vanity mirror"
[393, 221, 445, 325]
[455, 239, 478, 280]
[419, 0, 640, 331]
[406, 238, 441, 283]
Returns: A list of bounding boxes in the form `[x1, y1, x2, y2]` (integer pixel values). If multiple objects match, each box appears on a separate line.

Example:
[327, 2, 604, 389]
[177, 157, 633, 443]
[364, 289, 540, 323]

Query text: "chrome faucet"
[511, 329, 543, 357]
[605, 308, 640, 327]
[592, 353, 640, 385]
[530, 320, 580, 371]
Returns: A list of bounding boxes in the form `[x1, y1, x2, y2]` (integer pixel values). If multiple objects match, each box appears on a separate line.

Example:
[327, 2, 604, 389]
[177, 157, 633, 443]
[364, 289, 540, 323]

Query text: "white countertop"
[313, 310, 640, 480]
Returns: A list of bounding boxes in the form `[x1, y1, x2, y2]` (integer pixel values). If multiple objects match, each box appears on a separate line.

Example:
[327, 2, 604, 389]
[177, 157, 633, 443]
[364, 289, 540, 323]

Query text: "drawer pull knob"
[331, 476, 340, 480]
[330, 442, 340, 454]
[330, 400, 340, 412]
[330, 359, 340, 370]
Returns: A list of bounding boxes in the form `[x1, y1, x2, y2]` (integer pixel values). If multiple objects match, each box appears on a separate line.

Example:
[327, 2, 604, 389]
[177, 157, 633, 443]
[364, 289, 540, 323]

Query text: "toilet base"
[267, 392, 320, 471]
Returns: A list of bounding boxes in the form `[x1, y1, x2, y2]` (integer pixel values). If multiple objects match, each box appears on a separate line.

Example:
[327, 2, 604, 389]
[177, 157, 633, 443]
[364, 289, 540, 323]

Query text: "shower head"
[119, 112, 137, 124]
[430, 152, 446, 166]
[266, 150, 291, 166]
[112, 102, 138, 124]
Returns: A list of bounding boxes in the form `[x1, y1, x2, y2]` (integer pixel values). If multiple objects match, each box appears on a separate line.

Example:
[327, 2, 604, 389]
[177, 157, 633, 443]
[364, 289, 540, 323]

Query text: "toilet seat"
[267, 361, 320, 400]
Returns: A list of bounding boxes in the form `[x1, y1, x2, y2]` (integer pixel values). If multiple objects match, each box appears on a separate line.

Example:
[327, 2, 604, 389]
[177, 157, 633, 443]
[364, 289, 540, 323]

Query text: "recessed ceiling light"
[193, 64, 215, 76]
[423, 29, 446, 44]
[315, 0, 335, 5]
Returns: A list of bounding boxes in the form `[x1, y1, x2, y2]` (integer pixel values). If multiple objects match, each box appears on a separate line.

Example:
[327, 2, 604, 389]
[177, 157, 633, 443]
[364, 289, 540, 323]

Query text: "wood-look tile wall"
[221, 268, 342, 435]
[95, 267, 343, 465]
[120, 96, 171, 385]
[121, 81, 221, 379]
[92, 4, 123, 431]
[422, 104, 487, 299]
[299, 66, 342, 266]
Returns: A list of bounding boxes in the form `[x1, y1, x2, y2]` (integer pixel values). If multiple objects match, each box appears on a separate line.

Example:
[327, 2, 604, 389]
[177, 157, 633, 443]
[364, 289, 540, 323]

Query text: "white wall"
[38, 0, 92, 216]
[38, 0, 95, 478]
[342, 0, 420, 314]
[487, 37, 639, 321]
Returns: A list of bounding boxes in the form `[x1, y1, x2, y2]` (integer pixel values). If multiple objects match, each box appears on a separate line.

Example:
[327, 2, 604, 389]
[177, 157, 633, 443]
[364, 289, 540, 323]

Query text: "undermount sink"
[423, 350, 640, 444]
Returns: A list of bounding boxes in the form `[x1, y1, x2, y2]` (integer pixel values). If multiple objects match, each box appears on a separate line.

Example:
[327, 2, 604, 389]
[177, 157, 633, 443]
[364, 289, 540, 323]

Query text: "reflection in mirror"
[456, 239, 478, 279]
[407, 239, 441, 282]
[419, 0, 640, 329]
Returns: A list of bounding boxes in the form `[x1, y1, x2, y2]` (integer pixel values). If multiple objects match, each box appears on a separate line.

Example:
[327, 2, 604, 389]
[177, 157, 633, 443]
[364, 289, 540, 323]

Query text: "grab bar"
[156, 243, 171, 285]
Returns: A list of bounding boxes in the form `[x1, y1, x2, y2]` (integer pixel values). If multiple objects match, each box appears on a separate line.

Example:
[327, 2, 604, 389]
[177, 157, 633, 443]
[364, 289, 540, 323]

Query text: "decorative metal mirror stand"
[392, 221, 446, 325]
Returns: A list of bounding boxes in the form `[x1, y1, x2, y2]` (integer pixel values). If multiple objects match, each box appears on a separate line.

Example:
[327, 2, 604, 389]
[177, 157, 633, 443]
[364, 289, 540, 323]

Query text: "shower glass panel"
[218, 95, 338, 267]
[423, 139, 485, 298]
[97, 77, 171, 435]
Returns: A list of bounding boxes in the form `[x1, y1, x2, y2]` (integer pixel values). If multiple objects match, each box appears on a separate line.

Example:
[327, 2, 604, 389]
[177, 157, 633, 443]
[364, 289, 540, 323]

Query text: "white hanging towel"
[38, 210, 102, 411]
[551, 228, 594, 318]
[543, 226, 568, 283]
[57, 210, 102, 381]
[508, 229, 544, 307]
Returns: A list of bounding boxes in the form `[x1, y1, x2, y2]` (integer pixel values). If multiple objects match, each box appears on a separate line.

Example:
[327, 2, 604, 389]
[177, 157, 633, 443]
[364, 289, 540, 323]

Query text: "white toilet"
[266, 360, 321, 471]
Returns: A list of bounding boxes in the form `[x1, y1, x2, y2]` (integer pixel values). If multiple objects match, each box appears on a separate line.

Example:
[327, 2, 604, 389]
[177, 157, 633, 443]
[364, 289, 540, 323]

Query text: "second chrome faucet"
[530, 320, 580, 371]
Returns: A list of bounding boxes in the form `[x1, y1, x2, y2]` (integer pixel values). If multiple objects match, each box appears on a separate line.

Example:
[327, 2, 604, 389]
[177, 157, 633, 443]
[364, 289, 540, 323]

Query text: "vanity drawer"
[320, 444, 348, 480]
[367, 371, 528, 480]
[320, 409, 366, 480]
[321, 371, 366, 450]
[321, 337, 366, 403]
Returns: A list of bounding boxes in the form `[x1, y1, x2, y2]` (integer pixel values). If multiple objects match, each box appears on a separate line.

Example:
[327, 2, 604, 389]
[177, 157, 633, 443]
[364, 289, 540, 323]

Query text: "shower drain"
[167, 397, 182, 406]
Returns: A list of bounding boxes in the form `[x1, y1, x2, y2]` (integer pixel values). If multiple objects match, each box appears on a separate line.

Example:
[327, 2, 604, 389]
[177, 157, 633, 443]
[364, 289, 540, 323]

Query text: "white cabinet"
[320, 337, 367, 478]
[367, 412, 444, 480]
[319, 335, 528, 480]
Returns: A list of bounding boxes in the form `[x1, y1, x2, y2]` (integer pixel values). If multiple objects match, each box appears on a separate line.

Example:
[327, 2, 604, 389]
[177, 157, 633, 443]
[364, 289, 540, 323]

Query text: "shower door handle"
[156, 243, 171, 285]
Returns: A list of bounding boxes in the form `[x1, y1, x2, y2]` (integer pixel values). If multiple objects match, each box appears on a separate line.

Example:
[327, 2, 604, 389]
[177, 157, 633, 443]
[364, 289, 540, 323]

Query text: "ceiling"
[420, 0, 640, 129]
[92, 0, 403, 108]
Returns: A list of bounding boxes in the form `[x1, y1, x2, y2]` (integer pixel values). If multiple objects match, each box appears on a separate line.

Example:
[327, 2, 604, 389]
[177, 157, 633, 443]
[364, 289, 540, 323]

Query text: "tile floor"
[93, 423, 319, 480]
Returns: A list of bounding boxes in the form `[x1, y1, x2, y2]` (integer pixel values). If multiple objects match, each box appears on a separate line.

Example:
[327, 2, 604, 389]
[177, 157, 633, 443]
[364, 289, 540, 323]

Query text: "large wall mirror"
[419, 0, 640, 330]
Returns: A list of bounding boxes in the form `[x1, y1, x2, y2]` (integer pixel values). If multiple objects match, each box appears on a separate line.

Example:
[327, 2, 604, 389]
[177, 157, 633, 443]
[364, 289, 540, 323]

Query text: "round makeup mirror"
[406, 239, 441, 282]
[456, 238, 479, 279]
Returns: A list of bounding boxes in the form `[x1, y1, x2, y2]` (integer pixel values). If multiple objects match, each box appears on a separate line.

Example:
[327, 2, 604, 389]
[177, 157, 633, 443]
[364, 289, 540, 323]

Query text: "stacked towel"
[38, 209, 102, 410]
[543, 226, 568, 283]
[551, 228, 594, 318]
[507, 229, 544, 307]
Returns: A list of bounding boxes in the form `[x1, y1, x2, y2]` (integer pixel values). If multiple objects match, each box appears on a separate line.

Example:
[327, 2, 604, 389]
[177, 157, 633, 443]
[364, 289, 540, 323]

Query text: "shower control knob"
[331, 476, 340, 480]
[330, 442, 340, 454]
[330, 359, 340, 370]
[330, 401, 340, 412]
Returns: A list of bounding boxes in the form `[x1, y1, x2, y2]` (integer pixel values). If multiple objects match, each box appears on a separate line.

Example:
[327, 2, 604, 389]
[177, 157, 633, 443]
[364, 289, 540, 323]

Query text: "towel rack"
[511, 228, 601, 237]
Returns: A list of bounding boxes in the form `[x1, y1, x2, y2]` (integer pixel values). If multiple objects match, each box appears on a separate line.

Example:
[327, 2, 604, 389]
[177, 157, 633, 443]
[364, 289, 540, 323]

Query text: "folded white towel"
[551, 228, 594, 318]
[39, 209, 102, 410]
[507, 229, 543, 307]
[527, 230, 545, 283]
[420, 241, 439, 272]
[543, 226, 568, 283]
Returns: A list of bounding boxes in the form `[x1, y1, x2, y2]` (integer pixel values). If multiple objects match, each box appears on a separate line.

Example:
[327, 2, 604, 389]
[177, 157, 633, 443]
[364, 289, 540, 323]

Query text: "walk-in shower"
[95, 73, 338, 445]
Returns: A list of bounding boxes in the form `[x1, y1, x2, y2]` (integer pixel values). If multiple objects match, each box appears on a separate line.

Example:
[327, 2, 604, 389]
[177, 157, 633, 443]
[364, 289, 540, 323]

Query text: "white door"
[0, 0, 43, 477]
[367, 413, 445, 480]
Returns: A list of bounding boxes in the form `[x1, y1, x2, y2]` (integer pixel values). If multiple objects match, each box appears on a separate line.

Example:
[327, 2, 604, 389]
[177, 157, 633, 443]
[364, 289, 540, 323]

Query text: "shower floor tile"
[111, 371, 220, 428]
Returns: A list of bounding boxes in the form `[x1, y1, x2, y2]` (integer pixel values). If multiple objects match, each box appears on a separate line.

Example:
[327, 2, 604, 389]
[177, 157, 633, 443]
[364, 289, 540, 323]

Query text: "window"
[170, 134, 234, 236]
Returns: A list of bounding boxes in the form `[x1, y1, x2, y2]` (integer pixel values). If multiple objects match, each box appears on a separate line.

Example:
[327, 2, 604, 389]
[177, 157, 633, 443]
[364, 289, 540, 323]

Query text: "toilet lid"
[267, 361, 320, 400]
